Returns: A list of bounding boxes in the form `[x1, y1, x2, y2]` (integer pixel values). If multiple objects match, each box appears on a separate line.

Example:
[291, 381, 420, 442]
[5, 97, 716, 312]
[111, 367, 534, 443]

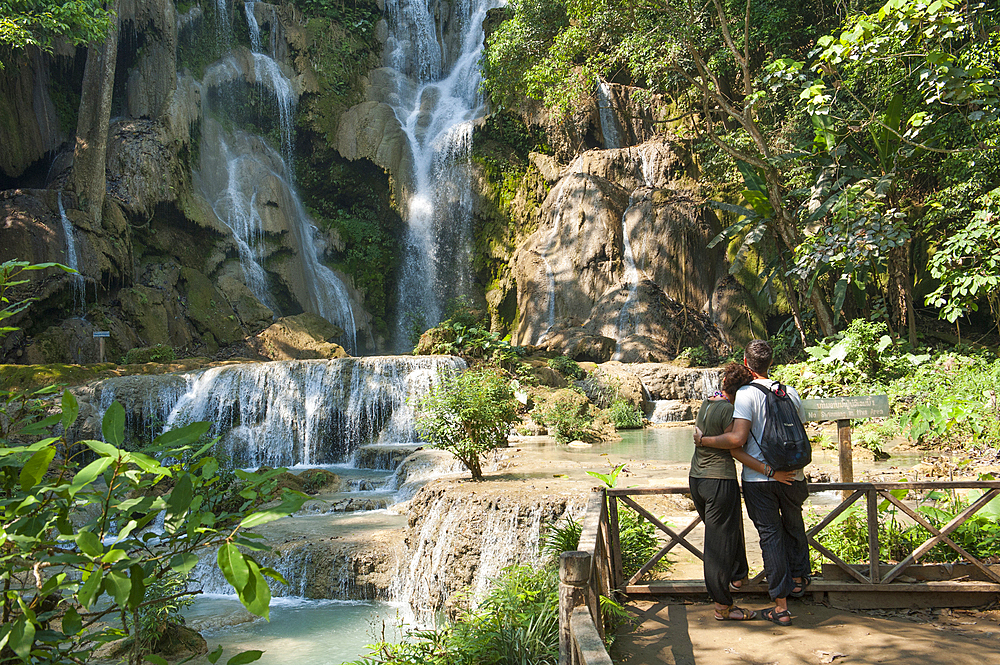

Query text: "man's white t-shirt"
[732, 378, 806, 483]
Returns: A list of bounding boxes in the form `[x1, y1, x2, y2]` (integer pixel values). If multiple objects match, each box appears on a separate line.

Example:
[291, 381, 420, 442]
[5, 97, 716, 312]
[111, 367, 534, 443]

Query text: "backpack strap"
[748, 381, 781, 397]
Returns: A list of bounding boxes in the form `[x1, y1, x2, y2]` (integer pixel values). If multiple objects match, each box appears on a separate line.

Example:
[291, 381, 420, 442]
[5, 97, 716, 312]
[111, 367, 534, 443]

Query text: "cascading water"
[384, 0, 500, 350]
[535, 177, 574, 343]
[57, 192, 85, 313]
[612, 193, 644, 359]
[597, 81, 622, 149]
[193, 0, 358, 352]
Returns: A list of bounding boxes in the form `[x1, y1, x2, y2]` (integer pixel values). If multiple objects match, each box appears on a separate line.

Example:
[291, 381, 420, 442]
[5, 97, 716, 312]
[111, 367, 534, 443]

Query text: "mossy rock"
[179, 267, 244, 347]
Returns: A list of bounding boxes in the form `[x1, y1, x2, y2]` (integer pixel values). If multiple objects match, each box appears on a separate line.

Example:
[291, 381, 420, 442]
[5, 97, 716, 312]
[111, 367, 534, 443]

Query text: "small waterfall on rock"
[597, 81, 622, 149]
[385, 0, 500, 350]
[612, 194, 644, 359]
[193, 0, 358, 352]
[535, 177, 574, 343]
[57, 192, 85, 313]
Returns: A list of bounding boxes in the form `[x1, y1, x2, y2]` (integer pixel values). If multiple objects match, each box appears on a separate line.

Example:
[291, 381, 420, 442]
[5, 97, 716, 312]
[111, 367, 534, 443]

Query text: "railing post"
[560, 551, 591, 665]
[867, 489, 880, 582]
[607, 493, 624, 590]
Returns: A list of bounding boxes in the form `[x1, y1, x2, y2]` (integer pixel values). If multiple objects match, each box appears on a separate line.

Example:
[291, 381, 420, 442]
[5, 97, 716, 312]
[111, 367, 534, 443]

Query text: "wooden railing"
[558, 487, 614, 665]
[607, 481, 1000, 594]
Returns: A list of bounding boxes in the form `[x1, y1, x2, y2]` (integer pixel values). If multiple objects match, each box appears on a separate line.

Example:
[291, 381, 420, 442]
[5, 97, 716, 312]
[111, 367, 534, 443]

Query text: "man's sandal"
[715, 605, 757, 621]
[789, 575, 811, 598]
[729, 576, 748, 592]
[761, 607, 792, 626]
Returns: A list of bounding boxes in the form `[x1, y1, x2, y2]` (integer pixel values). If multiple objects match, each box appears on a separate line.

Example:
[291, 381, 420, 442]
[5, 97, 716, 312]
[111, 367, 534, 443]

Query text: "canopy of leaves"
[0, 0, 115, 65]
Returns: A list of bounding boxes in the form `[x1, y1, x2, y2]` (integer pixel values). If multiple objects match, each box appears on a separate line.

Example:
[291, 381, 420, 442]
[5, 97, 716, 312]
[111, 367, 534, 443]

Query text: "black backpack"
[749, 382, 811, 472]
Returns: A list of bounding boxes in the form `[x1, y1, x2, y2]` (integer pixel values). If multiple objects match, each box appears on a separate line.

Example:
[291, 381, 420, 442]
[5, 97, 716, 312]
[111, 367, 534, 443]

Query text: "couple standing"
[690, 339, 809, 626]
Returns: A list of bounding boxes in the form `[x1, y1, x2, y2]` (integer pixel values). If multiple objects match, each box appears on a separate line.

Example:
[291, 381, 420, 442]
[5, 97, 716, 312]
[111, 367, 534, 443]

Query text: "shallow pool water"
[185, 596, 398, 665]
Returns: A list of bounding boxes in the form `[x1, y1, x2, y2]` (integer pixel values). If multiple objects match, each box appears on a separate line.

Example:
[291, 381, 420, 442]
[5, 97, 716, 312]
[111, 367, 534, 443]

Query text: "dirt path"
[613, 599, 1000, 665]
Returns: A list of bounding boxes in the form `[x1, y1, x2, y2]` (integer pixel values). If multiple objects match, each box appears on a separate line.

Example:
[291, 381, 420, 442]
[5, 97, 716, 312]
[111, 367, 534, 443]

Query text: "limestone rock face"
[396, 482, 578, 619]
[119, 285, 192, 348]
[631, 363, 722, 401]
[513, 172, 628, 345]
[256, 313, 349, 360]
[106, 119, 189, 216]
[215, 266, 276, 331]
[0, 49, 67, 179]
[178, 267, 245, 351]
[336, 98, 411, 203]
[583, 361, 648, 409]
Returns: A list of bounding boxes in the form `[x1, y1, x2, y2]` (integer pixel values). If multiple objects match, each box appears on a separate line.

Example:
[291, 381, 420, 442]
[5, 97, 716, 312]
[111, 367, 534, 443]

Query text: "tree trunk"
[71, 4, 120, 224]
[887, 244, 910, 341]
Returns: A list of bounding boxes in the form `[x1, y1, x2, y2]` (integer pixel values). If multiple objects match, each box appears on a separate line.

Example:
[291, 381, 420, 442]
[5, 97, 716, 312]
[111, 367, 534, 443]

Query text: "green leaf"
[76, 530, 103, 558]
[84, 438, 122, 458]
[208, 645, 224, 664]
[238, 559, 271, 620]
[105, 570, 132, 607]
[8, 616, 35, 660]
[102, 401, 126, 447]
[238, 492, 307, 530]
[61, 389, 80, 433]
[78, 566, 104, 609]
[19, 446, 56, 490]
[170, 552, 200, 575]
[62, 606, 82, 635]
[226, 650, 264, 665]
[145, 656, 169, 665]
[217, 543, 250, 592]
[165, 474, 194, 533]
[128, 564, 146, 610]
[154, 421, 212, 450]
[68, 456, 114, 497]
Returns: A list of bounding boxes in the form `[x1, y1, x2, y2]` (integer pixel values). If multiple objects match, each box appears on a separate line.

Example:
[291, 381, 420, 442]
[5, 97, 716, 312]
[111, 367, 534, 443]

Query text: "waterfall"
[385, 0, 500, 351]
[597, 81, 622, 150]
[700, 368, 722, 398]
[159, 357, 465, 467]
[612, 193, 643, 359]
[535, 177, 574, 343]
[57, 192, 85, 313]
[245, 1, 261, 53]
[194, 5, 358, 352]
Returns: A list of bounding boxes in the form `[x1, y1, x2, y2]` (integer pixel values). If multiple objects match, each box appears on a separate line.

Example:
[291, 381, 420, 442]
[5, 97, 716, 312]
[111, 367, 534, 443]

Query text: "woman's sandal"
[761, 607, 792, 626]
[714, 605, 757, 621]
[789, 575, 811, 598]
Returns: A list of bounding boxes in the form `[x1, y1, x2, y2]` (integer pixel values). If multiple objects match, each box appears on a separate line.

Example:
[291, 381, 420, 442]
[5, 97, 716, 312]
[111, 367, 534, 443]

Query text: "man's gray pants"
[742, 479, 810, 600]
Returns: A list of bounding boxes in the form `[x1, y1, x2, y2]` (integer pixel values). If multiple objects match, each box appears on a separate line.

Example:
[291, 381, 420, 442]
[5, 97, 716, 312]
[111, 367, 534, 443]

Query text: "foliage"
[123, 344, 176, 365]
[414, 367, 519, 480]
[0, 263, 301, 665]
[813, 480, 1000, 567]
[0, 394, 305, 664]
[540, 515, 583, 561]
[348, 565, 559, 665]
[676, 346, 710, 367]
[539, 397, 597, 445]
[925, 186, 1000, 323]
[546, 355, 584, 379]
[419, 319, 523, 364]
[606, 399, 643, 430]
[585, 463, 664, 577]
[0, 0, 114, 65]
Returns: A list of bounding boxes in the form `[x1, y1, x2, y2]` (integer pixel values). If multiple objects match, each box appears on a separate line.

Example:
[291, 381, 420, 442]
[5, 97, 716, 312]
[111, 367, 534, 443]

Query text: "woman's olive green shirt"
[689, 398, 738, 480]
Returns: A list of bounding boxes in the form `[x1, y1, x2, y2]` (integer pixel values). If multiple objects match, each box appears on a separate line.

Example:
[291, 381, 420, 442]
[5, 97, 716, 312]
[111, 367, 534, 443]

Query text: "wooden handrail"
[559, 487, 614, 665]
[606, 481, 1000, 589]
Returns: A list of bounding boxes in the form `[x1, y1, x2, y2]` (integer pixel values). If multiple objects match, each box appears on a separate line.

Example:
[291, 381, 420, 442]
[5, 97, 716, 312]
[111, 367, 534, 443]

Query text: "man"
[693, 339, 809, 626]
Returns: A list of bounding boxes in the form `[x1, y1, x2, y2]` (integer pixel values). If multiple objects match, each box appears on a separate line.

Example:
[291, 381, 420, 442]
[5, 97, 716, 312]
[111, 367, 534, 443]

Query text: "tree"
[414, 367, 519, 481]
[0, 261, 304, 665]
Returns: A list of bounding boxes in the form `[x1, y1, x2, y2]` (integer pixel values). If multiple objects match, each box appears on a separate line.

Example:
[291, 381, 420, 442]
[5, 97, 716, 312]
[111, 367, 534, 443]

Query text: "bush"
[677, 346, 710, 366]
[123, 344, 176, 364]
[547, 355, 584, 379]
[607, 399, 643, 429]
[415, 367, 519, 480]
[540, 397, 597, 444]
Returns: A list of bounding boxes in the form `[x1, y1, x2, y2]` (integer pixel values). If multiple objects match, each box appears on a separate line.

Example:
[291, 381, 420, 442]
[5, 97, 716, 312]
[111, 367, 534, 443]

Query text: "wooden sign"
[801, 395, 890, 422]
[92, 331, 110, 338]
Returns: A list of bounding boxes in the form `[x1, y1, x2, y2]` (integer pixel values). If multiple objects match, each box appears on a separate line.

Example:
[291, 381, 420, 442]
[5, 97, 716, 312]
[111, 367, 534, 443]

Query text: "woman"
[689, 363, 794, 621]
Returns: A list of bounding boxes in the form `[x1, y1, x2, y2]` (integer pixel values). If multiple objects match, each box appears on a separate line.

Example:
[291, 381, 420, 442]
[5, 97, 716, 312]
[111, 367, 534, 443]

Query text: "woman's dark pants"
[689, 476, 749, 607]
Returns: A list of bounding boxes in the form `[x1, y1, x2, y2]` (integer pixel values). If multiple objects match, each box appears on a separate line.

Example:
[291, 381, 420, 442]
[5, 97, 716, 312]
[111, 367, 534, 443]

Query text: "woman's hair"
[722, 362, 753, 396]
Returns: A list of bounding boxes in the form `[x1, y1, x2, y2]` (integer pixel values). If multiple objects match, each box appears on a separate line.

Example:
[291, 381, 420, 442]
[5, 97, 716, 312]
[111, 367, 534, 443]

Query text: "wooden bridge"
[558, 481, 1000, 665]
